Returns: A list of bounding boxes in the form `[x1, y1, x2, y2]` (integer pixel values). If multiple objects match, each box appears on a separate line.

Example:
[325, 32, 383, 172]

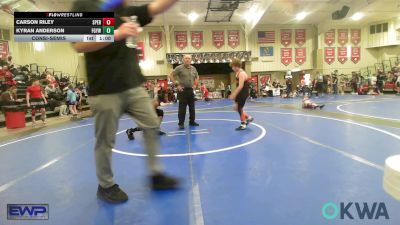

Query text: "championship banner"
[351, 29, 361, 46]
[148, 32, 162, 51]
[281, 48, 292, 66]
[324, 29, 335, 46]
[337, 29, 348, 46]
[212, 31, 224, 49]
[175, 31, 187, 50]
[260, 74, 271, 85]
[337, 47, 347, 64]
[295, 29, 306, 46]
[295, 48, 306, 65]
[324, 47, 335, 64]
[0, 41, 9, 59]
[351, 47, 361, 64]
[137, 41, 145, 61]
[191, 31, 203, 49]
[280, 29, 292, 47]
[228, 30, 240, 49]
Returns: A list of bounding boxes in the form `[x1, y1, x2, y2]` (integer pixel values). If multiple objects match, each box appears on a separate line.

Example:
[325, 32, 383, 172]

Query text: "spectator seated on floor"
[302, 96, 325, 110]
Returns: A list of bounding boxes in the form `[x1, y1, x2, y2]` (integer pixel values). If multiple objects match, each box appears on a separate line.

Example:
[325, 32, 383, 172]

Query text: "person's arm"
[193, 71, 199, 89]
[148, 0, 179, 17]
[168, 70, 176, 83]
[41, 90, 47, 104]
[230, 72, 245, 99]
[26, 91, 30, 107]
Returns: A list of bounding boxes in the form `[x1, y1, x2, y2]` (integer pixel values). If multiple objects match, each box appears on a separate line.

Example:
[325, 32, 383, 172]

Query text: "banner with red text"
[148, 32, 162, 51]
[280, 29, 292, 47]
[295, 48, 306, 65]
[175, 31, 187, 50]
[212, 31, 225, 49]
[281, 48, 292, 66]
[325, 47, 335, 64]
[351, 47, 361, 64]
[337, 29, 348, 46]
[324, 29, 335, 46]
[295, 29, 306, 46]
[351, 29, 361, 46]
[337, 47, 347, 64]
[191, 31, 203, 49]
[228, 30, 240, 49]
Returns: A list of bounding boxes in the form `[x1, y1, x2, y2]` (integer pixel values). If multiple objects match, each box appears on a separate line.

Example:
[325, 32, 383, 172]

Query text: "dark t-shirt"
[72, 1, 153, 96]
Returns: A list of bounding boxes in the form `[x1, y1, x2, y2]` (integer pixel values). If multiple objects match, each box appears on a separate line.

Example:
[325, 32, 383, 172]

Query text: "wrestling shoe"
[235, 123, 247, 131]
[189, 121, 199, 126]
[319, 104, 325, 109]
[159, 130, 166, 135]
[178, 124, 185, 130]
[246, 117, 254, 125]
[126, 129, 135, 140]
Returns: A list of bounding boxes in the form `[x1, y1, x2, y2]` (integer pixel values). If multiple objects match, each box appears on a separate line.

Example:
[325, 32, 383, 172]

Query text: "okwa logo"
[322, 202, 389, 220]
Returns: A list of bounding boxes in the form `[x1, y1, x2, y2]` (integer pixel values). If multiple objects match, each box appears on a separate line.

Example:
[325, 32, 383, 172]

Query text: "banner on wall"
[337, 47, 347, 64]
[258, 31, 275, 44]
[280, 29, 292, 47]
[0, 41, 9, 59]
[351, 29, 361, 46]
[228, 30, 240, 49]
[137, 41, 145, 61]
[148, 32, 162, 51]
[351, 47, 361, 64]
[324, 29, 335, 46]
[191, 31, 203, 49]
[295, 48, 306, 65]
[212, 31, 225, 49]
[260, 74, 271, 86]
[281, 48, 292, 66]
[260, 46, 273, 57]
[295, 29, 306, 46]
[337, 29, 348, 46]
[324, 47, 335, 64]
[175, 31, 187, 50]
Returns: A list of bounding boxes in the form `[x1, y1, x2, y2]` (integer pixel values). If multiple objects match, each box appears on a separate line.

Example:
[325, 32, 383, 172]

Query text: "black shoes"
[159, 130, 166, 135]
[97, 184, 128, 204]
[189, 121, 199, 126]
[126, 129, 135, 140]
[151, 173, 180, 190]
[319, 104, 325, 109]
[178, 124, 185, 129]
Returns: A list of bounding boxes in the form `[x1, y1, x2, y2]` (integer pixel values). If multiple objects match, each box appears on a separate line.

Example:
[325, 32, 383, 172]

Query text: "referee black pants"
[178, 88, 195, 125]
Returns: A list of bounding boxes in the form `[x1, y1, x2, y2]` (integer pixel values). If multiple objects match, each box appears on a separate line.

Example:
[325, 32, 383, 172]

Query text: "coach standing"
[169, 54, 199, 129]
[72, 0, 179, 204]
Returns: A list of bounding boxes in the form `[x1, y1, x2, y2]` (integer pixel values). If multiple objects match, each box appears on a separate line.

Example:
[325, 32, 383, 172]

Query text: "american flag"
[258, 31, 275, 44]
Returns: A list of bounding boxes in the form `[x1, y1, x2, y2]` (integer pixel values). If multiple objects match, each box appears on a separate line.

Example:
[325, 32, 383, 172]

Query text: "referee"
[72, 0, 179, 204]
[169, 54, 200, 129]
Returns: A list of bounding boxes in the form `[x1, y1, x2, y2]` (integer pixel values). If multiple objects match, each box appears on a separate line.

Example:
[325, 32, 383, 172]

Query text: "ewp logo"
[322, 202, 389, 220]
[7, 204, 49, 220]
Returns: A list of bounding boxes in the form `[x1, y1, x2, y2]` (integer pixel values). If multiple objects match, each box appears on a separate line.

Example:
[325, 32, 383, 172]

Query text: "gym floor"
[0, 95, 399, 225]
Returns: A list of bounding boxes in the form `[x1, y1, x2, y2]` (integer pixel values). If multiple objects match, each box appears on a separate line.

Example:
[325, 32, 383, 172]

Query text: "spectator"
[316, 72, 324, 96]
[376, 69, 385, 94]
[396, 71, 400, 95]
[74, 86, 83, 113]
[200, 83, 210, 102]
[0, 86, 22, 106]
[26, 78, 47, 125]
[45, 83, 57, 97]
[66, 85, 78, 120]
[332, 74, 338, 94]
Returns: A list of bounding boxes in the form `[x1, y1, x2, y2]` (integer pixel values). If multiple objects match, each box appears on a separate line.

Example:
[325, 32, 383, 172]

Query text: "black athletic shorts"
[156, 108, 164, 117]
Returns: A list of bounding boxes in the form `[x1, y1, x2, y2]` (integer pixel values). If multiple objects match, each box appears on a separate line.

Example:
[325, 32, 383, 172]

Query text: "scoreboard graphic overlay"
[14, 12, 114, 42]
